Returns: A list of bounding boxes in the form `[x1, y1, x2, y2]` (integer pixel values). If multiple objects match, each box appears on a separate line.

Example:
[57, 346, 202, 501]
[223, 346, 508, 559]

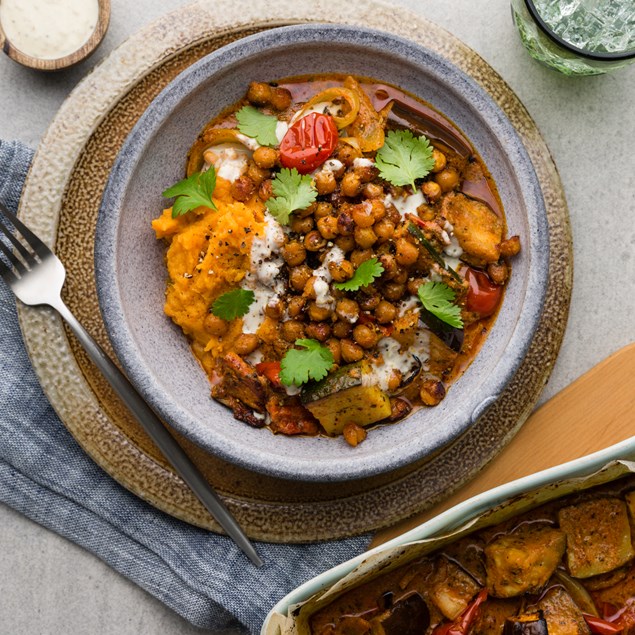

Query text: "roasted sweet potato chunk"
[485, 524, 566, 597]
[558, 497, 635, 578]
[441, 192, 503, 265]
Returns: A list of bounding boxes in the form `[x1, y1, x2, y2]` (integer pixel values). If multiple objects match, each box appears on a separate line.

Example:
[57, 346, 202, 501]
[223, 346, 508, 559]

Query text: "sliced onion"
[293, 87, 360, 129]
[554, 570, 599, 617]
[187, 129, 255, 175]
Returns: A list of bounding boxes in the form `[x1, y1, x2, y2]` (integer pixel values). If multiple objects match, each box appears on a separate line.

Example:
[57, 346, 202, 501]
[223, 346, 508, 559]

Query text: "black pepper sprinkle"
[245, 228, 251, 233]
[228, 229, 233, 234]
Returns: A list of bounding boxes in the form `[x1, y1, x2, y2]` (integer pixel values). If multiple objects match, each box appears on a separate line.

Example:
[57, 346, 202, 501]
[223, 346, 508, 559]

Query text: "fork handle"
[50, 297, 263, 567]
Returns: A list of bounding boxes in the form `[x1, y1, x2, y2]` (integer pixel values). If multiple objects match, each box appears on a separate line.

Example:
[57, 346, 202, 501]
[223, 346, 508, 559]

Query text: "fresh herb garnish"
[163, 167, 217, 218]
[375, 129, 435, 191]
[210, 288, 255, 321]
[265, 168, 317, 225]
[279, 339, 335, 386]
[333, 257, 384, 291]
[235, 106, 279, 146]
[417, 281, 464, 329]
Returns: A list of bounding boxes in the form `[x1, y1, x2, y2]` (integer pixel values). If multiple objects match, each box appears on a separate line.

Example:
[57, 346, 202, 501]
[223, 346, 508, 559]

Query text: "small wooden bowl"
[0, 0, 110, 71]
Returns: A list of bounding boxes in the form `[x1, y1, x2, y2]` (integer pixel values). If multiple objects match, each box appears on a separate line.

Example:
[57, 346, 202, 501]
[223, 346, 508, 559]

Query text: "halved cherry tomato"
[279, 112, 338, 174]
[433, 589, 488, 635]
[465, 267, 502, 317]
[584, 614, 624, 635]
[255, 361, 282, 389]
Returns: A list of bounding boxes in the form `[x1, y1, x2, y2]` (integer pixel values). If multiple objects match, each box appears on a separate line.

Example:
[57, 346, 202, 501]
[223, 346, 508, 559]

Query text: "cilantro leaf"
[163, 168, 217, 218]
[417, 281, 464, 329]
[375, 129, 435, 191]
[235, 106, 280, 146]
[265, 168, 317, 225]
[210, 288, 255, 321]
[334, 257, 384, 291]
[279, 339, 335, 386]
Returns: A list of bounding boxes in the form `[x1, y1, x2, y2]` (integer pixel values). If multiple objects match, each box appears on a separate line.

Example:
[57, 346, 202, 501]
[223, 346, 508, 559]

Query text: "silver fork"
[0, 202, 263, 567]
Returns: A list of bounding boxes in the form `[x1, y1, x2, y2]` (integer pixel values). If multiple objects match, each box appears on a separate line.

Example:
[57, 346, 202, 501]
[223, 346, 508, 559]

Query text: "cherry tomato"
[465, 267, 503, 317]
[255, 361, 282, 389]
[279, 112, 338, 174]
[584, 615, 624, 635]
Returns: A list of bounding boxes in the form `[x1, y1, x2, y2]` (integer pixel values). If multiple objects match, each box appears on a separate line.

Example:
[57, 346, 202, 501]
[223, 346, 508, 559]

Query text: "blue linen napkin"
[0, 139, 370, 633]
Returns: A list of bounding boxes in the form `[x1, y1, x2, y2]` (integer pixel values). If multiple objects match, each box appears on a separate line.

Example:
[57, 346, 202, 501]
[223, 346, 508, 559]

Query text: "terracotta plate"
[17, 0, 572, 542]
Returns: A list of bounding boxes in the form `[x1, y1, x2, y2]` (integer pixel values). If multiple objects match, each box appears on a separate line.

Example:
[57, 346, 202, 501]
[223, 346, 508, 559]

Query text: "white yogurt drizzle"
[203, 143, 250, 182]
[384, 190, 425, 217]
[311, 245, 346, 310]
[0, 0, 99, 60]
[240, 212, 286, 335]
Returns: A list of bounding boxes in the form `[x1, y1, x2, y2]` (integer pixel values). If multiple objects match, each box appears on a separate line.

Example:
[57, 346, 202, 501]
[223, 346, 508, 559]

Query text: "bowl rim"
[95, 23, 550, 482]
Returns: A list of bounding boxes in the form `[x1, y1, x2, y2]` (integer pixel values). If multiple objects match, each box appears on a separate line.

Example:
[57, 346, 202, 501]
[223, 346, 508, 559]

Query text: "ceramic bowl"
[95, 24, 549, 482]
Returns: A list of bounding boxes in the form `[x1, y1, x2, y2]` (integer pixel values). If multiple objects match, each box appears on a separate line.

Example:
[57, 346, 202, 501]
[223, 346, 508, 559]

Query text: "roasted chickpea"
[337, 143, 362, 166]
[326, 338, 342, 365]
[290, 215, 314, 235]
[315, 202, 334, 219]
[335, 235, 356, 252]
[407, 276, 426, 295]
[431, 149, 447, 173]
[368, 199, 386, 221]
[337, 210, 355, 236]
[341, 339, 364, 363]
[351, 203, 375, 228]
[230, 175, 255, 202]
[420, 379, 446, 406]
[383, 281, 407, 301]
[417, 204, 435, 221]
[354, 226, 377, 249]
[387, 369, 403, 392]
[281, 320, 305, 342]
[247, 81, 272, 106]
[282, 241, 306, 267]
[341, 172, 362, 197]
[269, 87, 292, 111]
[247, 163, 270, 187]
[435, 167, 460, 193]
[374, 219, 395, 244]
[343, 422, 367, 447]
[329, 259, 354, 283]
[332, 320, 352, 339]
[378, 253, 399, 280]
[362, 182, 384, 199]
[393, 269, 409, 285]
[253, 146, 278, 169]
[289, 264, 312, 292]
[354, 164, 377, 184]
[287, 296, 306, 318]
[500, 235, 521, 258]
[395, 238, 419, 267]
[384, 203, 401, 225]
[258, 179, 273, 201]
[203, 313, 228, 336]
[350, 248, 373, 268]
[264, 300, 284, 320]
[304, 230, 327, 252]
[234, 333, 260, 355]
[336, 298, 360, 323]
[358, 293, 380, 311]
[303, 276, 317, 300]
[315, 170, 337, 195]
[353, 324, 379, 349]
[305, 321, 332, 342]
[317, 216, 339, 239]
[308, 302, 332, 322]
[375, 300, 397, 324]
[488, 261, 509, 285]
[422, 181, 442, 203]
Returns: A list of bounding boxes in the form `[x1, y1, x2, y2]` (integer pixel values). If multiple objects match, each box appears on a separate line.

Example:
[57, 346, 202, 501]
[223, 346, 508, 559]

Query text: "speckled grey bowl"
[95, 24, 548, 482]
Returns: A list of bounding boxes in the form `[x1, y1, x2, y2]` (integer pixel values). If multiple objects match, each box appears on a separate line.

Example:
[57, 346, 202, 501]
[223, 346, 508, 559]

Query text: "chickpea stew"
[152, 75, 521, 446]
[309, 474, 635, 635]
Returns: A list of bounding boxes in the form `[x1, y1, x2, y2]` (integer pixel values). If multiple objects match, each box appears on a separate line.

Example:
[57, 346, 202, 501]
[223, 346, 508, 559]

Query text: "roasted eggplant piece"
[503, 612, 549, 635]
[369, 592, 430, 635]
[420, 309, 464, 353]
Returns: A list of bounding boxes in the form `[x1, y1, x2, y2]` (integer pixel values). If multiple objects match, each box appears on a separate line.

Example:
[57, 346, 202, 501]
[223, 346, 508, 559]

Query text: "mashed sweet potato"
[152, 177, 265, 376]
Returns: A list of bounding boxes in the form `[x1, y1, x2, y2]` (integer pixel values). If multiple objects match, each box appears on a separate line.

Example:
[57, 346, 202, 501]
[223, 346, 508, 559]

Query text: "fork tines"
[0, 202, 45, 280]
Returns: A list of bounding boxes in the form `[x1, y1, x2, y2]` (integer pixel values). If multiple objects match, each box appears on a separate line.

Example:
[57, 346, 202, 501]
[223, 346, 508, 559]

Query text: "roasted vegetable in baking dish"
[310, 475, 635, 635]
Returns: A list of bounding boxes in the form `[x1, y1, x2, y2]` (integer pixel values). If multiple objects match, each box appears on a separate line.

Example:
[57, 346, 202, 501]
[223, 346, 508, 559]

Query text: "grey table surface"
[1, 0, 634, 633]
